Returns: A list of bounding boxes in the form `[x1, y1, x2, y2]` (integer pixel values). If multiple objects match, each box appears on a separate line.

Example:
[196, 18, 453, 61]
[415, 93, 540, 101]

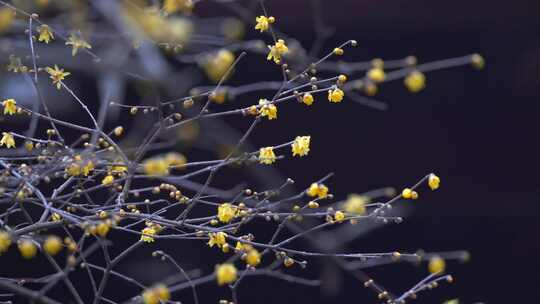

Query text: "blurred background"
[2, 0, 540, 303]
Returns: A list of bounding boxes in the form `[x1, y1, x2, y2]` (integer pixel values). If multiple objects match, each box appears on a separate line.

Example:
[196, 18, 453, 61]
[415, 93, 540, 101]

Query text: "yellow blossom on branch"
[245, 249, 261, 267]
[302, 93, 314, 105]
[216, 263, 237, 285]
[37, 24, 54, 43]
[291, 136, 311, 157]
[140, 227, 157, 243]
[259, 147, 276, 164]
[428, 174, 441, 190]
[367, 68, 386, 83]
[0, 132, 15, 148]
[2, 99, 16, 115]
[203, 49, 235, 83]
[43, 236, 62, 256]
[258, 99, 278, 120]
[217, 203, 237, 223]
[328, 88, 344, 103]
[0, 231, 11, 253]
[143, 158, 170, 176]
[142, 284, 171, 304]
[343, 194, 367, 215]
[45, 65, 70, 90]
[404, 70, 426, 93]
[65, 33, 92, 56]
[208, 232, 227, 248]
[18, 240, 37, 259]
[428, 256, 446, 274]
[267, 39, 289, 64]
[307, 183, 329, 199]
[254, 15, 275, 32]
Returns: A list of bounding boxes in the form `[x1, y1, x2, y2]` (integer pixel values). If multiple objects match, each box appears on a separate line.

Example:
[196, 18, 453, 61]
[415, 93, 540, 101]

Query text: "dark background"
[232, 0, 540, 303]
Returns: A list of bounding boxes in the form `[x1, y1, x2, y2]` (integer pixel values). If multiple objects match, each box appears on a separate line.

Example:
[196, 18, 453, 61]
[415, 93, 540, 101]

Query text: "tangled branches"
[0, 0, 481, 303]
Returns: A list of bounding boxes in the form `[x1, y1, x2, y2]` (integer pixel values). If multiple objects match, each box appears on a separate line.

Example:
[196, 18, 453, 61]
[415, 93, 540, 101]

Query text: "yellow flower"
[367, 68, 386, 83]
[142, 284, 170, 304]
[51, 213, 62, 222]
[0, 231, 11, 253]
[101, 175, 114, 185]
[45, 65, 70, 90]
[217, 203, 237, 223]
[471, 53, 485, 69]
[65, 33, 92, 56]
[291, 136, 310, 157]
[208, 232, 227, 248]
[203, 49, 235, 83]
[18, 240, 37, 259]
[404, 70, 426, 93]
[258, 99, 278, 120]
[327, 88, 344, 103]
[66, 163, 81, 176]
[165, 152, 187, 169]
[143, 158, 170, 176]
[43, 236, 62, 256]
[401, 188, 418, 200]
[113, 126, 123, 136]
[254, 15, 275, 32]
[216, 263, 237, 285]
[307, 183, 329, 199]
[245, 249, 261, 267]
[235, 240, 253, 252]
[333, 47, 344, 56]
[96, 222, 110, 237]
[401, 188, 412, 199]
[81, 160, 95, 176]
[302, 93, 314, 105]
[428, 174, 440, 190]
[343, 194, 367, 215]
[163, 0, 193, 14]
[37, 24, 54, 43]
[334, 210, 345, 222]
[428, 256, 446, 274]
[0, 132, 15, 148]
[2, 99, 17, 115]
[141, 227, 156, 243]
[259, 147, 276, 165]
[0, 8, 14, 33]
[267, 39, 289, 64]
